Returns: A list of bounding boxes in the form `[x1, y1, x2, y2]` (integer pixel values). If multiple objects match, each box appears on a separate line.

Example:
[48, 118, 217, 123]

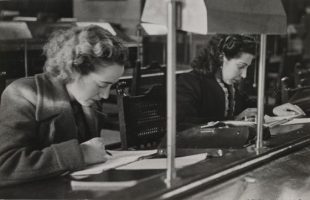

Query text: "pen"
[138, 153, 158, 160]
[106, 150, 112, 156]
[201, 121, 220, 128]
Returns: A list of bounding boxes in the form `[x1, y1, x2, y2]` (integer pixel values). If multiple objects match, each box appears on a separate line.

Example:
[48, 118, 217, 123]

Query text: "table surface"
[183, 145, 310, 200]
[0, 123, 310, 199]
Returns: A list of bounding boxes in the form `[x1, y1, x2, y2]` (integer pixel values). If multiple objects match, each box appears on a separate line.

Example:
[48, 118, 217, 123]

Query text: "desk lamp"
[0, 22, 32, 77]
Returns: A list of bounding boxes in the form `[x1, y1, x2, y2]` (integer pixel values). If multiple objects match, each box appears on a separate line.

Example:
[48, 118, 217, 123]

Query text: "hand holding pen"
[272, 103, 306, 117]
[80, 137, 111, 165]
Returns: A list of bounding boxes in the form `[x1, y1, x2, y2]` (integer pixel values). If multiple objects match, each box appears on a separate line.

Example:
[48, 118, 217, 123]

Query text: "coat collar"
[34, 73, 99, 137]
[35, 73, 72, 121]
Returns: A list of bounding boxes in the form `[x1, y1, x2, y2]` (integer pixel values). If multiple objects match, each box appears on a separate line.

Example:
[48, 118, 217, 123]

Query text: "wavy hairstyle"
[191, 34, 258, 75]
[43, 25, 128, 82]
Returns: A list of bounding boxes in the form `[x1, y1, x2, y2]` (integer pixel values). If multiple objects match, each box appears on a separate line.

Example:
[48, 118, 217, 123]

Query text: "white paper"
[264, 114, 305, 127]
[264, 115, 298, 123]
[117, 153, 207, 170]
[70, 150, 157, 177]
[141, 23, 167, 35]
[282, 118, 310, 125]
[224, 120, 256, 126]
[71, 180, 137, 191]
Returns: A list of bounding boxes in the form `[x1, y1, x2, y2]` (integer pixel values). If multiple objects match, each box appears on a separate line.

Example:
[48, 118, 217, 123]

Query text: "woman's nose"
[241, 68, 247, 78]
[99, 87, 111, 99]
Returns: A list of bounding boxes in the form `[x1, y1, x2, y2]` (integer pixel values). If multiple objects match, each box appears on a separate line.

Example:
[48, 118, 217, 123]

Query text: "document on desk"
[281, 118, 310, 125]
[223, 120, 256, 126]
[70, 150, 157, 177]
[117, 153, 207, 170]
[264, 114, 309, 127]
[224, 115, 310, 128]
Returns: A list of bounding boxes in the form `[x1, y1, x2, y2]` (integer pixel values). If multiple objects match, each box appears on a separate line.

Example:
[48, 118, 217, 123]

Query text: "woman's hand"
[235, 108, 257, 121]
[80, 137, 110, 165]
[273, 103, 305, 117]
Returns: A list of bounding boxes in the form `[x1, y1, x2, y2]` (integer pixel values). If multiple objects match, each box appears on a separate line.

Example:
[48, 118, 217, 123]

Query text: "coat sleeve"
[234, 86, 256, 116]
[0, 82, 85, 186]
[176, 74, 213, 131]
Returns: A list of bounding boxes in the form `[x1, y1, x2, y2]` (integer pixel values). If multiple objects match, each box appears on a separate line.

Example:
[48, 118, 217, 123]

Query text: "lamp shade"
[76, 22, 136, 47]
[76, 22, 117, 35]
[0, 22, 32, 40]
[141, 0, 287, 34]
[140, 23, 167, 35]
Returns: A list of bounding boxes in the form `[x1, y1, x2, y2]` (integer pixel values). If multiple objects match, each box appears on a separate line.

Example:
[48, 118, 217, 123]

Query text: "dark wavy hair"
[43, 25, 128, 82]
[191, 34, 258, 75]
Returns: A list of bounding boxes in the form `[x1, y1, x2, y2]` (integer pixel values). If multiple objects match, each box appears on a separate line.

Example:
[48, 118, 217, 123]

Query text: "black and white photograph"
[0, 0, 310, 199]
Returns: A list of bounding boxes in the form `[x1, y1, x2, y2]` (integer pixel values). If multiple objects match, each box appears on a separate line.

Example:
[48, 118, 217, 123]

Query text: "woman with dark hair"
[176, 34, 258, 131]
[0, 25, 128, 186]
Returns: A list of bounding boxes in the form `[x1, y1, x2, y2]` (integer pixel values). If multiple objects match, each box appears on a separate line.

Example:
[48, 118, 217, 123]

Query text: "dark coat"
[0, 73, 100, 186]
[176, 70, 250, 131]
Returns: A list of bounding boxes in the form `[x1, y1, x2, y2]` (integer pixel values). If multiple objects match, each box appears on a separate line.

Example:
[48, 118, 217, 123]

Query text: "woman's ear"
[68, 70, 83, 83]
[221, 53, 227, 65]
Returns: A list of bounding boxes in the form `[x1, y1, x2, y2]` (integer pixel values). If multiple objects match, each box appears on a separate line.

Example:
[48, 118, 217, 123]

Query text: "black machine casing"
[160, 124, 270, 149]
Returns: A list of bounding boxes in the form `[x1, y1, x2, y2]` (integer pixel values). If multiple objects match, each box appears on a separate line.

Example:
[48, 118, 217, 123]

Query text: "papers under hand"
[223, 120, 256, 127]
[222, 114, 309, 129]
[265, 118, 292, 128]
[70, 150, 157, 177]
[264, 114, 306, 128]
[281, 118, 310, 125]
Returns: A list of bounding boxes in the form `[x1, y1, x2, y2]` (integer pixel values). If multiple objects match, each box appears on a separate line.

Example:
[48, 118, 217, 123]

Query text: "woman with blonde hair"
[0, 25, 128, 186]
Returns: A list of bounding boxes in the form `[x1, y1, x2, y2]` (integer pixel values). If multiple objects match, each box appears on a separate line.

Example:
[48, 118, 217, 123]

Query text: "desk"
[1, 123, 310, 199]
[0, 170, 163, 199]
[184, 146, 310, 200]
[103, 123, 310, 200]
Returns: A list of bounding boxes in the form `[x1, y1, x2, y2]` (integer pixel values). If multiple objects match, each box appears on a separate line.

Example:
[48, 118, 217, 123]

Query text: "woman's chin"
[79, 100, 94, 107]
[223, 79, 233, 85]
